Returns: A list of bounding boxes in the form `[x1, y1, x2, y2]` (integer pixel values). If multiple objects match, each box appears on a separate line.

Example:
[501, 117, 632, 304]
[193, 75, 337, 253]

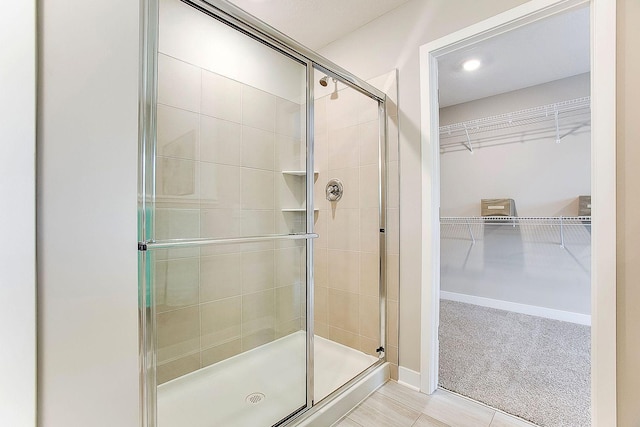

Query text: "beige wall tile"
[328, 326, 360, 351]
[241, 168, 274, 210]
[200, 208, 241, 238]
[360, 251, 380, 297]
[360, 208, 380, 254]
[200, 115, 241, 166]
[158, 54, 201, 113]
[241, 250, 274, 294]
[276, 173, 305, 210]
[157, 104, 199, 160]
[386, 254, 400, 301]
[276, 284, 302, 324]
[359, 121, 379, 166]
[242, 85, 275, 132]
[200, 162, 240, 209]
[315, 322, 329, 339]
[275, 318, 302, 339]
[275, 247, 303, 288]
[157, 353, 200, 385]
[200, 253, 241, 302]
[326, 168, 359, 210]
[155, 208, 200, 240]
[358, 97, 379, 125]
[242, 289, 275, 337]
[201, 339, 241, 367]
[387, 346, 399, 366]
[201, 70, 241, 123]
[276, 98, 303, 139]
[328, 126, 359, 170]
[156, 157, 199, 208]
[314, 247, 328, 288]
[328, 289, 359, 333]
[241, 126, 275, 171]
[241, 210, 275, 236]
[275, 135, 305, 171]
[242, 329, 275, 352]
[314, 134, 328, 173]
[387, 299, 398, 348]
[360, 336, 380, 358]
[359, 295, 380, 340]
[328, 208, 360, 251]
[328, 250, 360, 294]
[389, 363, 399, 381]
[314, 172, 330, 211]
[157, 306, 200, 362]
[359, 164, 379, 208]
[155, 258, 199, 312]
[386, 208, 400, 255]
[326, 88, 359, 131]
[314, 95, 327, 138]
[201, 297, 241, 348]
[313, 211, 328, 249]
[314, 285, 328, 325]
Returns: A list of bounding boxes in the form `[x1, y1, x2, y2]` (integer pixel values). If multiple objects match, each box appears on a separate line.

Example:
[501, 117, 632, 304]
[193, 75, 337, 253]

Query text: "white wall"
[439, 75, 592, 317]
[0, 1, 36, 425]
[318, 0, 530, 372]
[439, 73, 591, 217]
[38, 0, 140, 425]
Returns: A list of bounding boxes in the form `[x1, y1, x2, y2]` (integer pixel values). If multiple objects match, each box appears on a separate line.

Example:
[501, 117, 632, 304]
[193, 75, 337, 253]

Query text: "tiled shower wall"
[313, 71, 400, 379]
[153, 53, 307, 384]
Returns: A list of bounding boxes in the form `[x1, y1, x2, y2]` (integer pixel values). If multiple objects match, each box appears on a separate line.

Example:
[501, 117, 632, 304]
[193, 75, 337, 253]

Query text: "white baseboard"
[440, 291, 591, 326]
[397, 367, 421, 391]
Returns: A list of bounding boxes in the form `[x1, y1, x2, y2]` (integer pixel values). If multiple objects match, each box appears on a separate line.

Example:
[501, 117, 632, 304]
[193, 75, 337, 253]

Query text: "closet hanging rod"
[439, 96, 591, 138]
[440, 216, 591, 225]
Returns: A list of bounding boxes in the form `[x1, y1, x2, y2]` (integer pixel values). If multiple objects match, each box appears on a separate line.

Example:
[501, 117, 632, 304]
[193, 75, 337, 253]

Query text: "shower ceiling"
[226, 0, 410, 50]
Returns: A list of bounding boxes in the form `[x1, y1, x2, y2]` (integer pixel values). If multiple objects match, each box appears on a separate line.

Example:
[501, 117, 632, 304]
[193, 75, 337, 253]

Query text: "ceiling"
[225, 1, 589, 107]
[226, 0, 410, 50]
[438, 7, 590, 107]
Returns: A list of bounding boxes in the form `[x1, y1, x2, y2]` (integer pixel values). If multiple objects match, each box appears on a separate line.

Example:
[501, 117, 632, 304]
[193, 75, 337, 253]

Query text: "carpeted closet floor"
[439, 299, 591, 427]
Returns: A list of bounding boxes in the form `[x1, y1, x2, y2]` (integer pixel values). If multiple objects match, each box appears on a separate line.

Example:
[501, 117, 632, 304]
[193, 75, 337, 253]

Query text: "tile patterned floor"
[333, 381, 538, 427]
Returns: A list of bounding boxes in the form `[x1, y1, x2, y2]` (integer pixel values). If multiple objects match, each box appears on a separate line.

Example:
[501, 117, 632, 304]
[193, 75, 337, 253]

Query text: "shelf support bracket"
[554, 109, 561, 144]
[463, 124, 473, 153]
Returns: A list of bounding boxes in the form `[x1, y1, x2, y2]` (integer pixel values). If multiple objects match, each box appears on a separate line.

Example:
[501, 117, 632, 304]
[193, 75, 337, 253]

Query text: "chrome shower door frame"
[137, 0, 389, 425]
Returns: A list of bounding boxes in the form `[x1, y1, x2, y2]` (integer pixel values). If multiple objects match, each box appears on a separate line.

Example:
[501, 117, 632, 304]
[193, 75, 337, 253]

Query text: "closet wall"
[440, 73, 591, 217]
[439, 73, 591, 320]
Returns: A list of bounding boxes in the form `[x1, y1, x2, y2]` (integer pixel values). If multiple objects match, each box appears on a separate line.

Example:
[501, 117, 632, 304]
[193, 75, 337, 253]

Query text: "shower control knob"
[326, 179, 344, 202]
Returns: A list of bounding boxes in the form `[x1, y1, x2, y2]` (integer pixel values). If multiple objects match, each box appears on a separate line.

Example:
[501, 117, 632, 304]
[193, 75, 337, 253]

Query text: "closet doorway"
[418, 0, 617, 426]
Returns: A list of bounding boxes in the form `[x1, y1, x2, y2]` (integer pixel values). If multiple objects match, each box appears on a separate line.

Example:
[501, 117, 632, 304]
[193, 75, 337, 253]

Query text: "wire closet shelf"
[439, 96, 591, 152]
[440, 216, 591, 248]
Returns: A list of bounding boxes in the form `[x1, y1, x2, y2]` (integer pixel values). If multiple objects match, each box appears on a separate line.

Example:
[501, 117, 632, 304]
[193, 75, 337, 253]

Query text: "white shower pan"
[158, 331, 381, 427]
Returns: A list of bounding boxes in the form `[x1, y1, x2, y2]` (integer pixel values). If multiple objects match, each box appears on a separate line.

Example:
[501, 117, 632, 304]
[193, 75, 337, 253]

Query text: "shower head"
[319, 76, 330, 87]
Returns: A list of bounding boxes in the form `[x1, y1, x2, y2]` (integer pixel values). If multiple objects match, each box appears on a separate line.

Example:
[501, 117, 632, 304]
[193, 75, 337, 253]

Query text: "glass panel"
[155, 0, 308, 242]
[152, 0, 308, 426]
[312, 67, 382, 402]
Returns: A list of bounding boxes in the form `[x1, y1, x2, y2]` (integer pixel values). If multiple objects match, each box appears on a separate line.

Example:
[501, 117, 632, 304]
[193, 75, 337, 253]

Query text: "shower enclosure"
[138, 0, 391, 425]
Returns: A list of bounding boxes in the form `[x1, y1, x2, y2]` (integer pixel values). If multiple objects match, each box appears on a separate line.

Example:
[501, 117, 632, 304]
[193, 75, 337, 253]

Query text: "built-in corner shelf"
[282, 170, 319, 176]
[281, 208, 320, 212]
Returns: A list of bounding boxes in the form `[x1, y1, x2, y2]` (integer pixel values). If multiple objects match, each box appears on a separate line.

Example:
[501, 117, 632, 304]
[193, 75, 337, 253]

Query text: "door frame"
[418, 0, 617, 425]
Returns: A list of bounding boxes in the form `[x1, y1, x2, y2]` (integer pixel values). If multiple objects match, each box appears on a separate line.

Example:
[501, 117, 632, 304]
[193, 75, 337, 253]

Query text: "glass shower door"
[141, 0, 312, 425]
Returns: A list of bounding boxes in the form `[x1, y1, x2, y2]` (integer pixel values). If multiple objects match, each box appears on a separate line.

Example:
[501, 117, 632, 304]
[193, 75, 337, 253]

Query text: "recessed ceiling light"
[463, 59, 481, 72]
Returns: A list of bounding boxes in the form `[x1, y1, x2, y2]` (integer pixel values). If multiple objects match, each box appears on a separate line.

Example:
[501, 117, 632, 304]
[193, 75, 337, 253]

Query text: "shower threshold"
[157, 331, 378, 427]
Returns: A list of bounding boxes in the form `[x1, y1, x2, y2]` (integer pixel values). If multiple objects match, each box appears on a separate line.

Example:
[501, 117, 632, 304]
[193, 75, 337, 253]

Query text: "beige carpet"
[439, 299, 590, 427]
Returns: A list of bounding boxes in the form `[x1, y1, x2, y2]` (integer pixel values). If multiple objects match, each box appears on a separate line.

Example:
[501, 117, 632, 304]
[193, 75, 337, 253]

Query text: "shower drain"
[245, 392, 266, 405]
